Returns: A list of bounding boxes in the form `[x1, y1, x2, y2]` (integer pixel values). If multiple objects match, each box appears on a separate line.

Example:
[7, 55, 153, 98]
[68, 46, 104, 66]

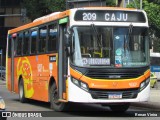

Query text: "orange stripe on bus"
[70, 67, 150, 89]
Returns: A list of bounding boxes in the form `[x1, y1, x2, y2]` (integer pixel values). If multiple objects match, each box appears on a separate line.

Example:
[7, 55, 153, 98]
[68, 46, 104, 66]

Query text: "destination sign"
[74, 10, 146, 23]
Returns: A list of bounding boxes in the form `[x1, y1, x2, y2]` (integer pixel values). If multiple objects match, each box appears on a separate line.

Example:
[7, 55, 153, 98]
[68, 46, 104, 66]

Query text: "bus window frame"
[13, 35, 17, 57]
[8, 36, 12, 58]
[22, 30, 30, 56]
[47, 22, 58, 53]
[16, 32, 23, 57]
[38, 25, 47, 54]
[30, 28, 38, 55]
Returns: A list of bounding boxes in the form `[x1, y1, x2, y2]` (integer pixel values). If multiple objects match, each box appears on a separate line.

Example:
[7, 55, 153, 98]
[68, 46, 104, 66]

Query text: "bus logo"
[112, 82, 118, 87]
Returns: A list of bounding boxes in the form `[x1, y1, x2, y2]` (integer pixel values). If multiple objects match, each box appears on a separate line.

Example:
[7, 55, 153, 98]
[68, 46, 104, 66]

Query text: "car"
[150, 72, 158, 88]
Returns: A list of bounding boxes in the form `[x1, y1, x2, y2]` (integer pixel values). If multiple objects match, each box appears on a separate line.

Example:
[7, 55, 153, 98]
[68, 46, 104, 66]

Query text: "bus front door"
[58, 22, 68, 100]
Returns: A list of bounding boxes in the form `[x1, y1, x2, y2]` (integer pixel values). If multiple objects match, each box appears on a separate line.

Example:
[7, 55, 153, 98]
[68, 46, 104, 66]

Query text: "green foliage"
[45, 0, 66, 12]
[21, 0, 120, 20]
[127, 0, 160, 52]
[143, 1, 160, 37]
[128, 0, 160, 37]
[106, 0, 117, 6]
[147, 0, 160, 4]
[21, 0, 66, 20]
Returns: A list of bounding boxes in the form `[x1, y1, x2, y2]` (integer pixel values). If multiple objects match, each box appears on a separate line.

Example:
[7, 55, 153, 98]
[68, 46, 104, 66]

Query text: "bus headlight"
[0, 97, 5, 110]
[140, 78, 150, 91]
[71, 77, 89, 92]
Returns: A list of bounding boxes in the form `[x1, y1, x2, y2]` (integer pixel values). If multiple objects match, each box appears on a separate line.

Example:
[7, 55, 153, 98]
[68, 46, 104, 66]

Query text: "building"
[0, 0, 31, 66]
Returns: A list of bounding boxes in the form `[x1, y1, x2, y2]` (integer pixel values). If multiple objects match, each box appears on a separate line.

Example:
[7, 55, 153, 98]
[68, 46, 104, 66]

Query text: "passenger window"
[48, 24, 57, 52]
[16, 33, 23, 56]
[23, 31, 30, 55]
[31, 30, 37, 54]
[39, 27, 47, 53]
[8, 37, 11, 57]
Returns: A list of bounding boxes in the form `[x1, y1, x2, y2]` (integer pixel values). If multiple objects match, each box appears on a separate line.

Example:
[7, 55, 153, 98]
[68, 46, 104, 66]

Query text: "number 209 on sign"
[83, 13, 97, 21]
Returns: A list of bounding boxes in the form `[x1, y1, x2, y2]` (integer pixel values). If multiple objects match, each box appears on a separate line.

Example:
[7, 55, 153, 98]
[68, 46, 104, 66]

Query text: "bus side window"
[31, 30, 37, 54]
[8, 37, 11, 57]
[48, 24, 57, 52]
[16, 33, 23, 56]
[38, 26, 47, 53]
[13, 36, 17, 56]
[23, 31, 30, 55]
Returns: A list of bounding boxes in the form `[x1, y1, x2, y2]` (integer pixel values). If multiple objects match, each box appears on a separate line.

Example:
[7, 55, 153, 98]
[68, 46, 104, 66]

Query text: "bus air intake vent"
[85, 71, 141, 79]
[89, 89, 138, 99]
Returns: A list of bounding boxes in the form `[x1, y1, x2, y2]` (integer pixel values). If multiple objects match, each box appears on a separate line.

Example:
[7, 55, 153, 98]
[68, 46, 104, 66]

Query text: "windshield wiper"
[128, 24, 133, 39]
[123, 24, 133, 56]
[91, 24, 101, 47]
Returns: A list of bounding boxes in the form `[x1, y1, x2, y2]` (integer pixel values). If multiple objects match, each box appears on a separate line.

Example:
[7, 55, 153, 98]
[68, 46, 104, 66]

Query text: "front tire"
[19, 79, 27, 103]
[50, 83, 69, 111]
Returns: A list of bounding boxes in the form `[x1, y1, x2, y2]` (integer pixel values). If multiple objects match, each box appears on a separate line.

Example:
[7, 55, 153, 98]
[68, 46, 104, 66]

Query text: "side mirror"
[149, 37, 152, 49]
[65, 33, 70, 47]
[65, 33, 71, 56]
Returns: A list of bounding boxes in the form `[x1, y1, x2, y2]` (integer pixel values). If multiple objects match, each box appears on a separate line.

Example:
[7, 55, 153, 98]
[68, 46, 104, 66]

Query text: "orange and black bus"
[6, 1, 150, 112]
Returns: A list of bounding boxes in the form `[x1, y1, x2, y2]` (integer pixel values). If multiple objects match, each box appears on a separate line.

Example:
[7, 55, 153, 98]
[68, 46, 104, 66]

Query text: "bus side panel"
[37, 54, 54, 102]
[38, 54, 58, 102]
[7, 58, 12, 91]
[15, 56, 38, 99]
[14, 54, 58, 102]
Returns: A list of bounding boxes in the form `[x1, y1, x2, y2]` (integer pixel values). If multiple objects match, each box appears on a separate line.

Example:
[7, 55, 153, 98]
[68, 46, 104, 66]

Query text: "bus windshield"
[70, 26, 149, 68]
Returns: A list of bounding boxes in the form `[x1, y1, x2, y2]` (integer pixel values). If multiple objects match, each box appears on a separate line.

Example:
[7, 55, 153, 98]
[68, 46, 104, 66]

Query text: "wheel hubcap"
[19, 85, 23, 98]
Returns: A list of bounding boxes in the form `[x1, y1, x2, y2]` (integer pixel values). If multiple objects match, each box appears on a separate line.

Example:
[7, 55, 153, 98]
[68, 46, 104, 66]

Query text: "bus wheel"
[50, 83, 68, 111]
[109, 103, 130, 112]
[19, 79, 27, 103]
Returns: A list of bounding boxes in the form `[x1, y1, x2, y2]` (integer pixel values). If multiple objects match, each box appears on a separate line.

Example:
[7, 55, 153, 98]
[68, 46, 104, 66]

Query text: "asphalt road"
[1, 84, 160, 119]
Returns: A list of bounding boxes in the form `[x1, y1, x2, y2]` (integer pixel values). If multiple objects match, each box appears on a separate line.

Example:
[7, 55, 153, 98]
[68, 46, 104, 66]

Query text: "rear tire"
[19, 79, 27, 103]
[50, 83, 69, 111]
[109, 103, 130, 112]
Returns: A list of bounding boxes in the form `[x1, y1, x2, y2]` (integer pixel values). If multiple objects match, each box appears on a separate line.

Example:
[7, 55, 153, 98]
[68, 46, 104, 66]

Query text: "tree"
[147, 0, 160, 4]
[127, 0, 160, 52]
[128, 0, 160, 37]
[106, 0, 117, 6]
[22, 0, 126, 20]
[105, 0, 123, 7]
[21, 0, 66, 20]
[45, 0, 66, 12]
[144, 1, 160, 37]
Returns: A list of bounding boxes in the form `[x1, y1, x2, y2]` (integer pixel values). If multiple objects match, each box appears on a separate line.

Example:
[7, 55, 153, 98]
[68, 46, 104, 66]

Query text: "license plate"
[108, 93, 122, 99]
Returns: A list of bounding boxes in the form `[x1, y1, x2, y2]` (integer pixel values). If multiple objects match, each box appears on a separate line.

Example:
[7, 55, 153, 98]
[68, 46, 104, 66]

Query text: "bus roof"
[8, 7, 141, 35]
[8, 10, 70, 34]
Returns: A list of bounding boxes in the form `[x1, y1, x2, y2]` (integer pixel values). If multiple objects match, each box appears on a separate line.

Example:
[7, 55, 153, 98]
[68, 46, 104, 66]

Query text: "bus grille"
[89, 89, 138, 99]
[85, 71, 141, 79]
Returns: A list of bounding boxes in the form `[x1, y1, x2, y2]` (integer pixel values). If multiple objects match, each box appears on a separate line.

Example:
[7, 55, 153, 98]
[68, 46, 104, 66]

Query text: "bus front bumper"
[68, 79, 150, 103]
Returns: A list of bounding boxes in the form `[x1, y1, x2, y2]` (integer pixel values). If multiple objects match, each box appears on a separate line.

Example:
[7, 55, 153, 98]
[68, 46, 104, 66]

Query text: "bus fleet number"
[83, 13, 96, 21]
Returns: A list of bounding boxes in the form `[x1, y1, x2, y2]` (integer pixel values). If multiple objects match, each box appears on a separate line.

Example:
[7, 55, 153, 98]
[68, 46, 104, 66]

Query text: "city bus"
[6, 1, 150, 112]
